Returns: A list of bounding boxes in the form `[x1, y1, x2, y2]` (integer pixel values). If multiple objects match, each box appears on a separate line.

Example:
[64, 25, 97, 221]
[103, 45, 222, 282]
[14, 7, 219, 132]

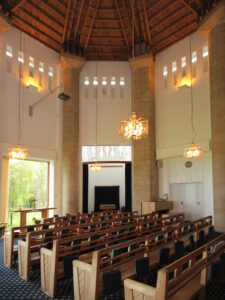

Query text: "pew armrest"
[73, 260, 93, 300]
[124, 278, 156, 300]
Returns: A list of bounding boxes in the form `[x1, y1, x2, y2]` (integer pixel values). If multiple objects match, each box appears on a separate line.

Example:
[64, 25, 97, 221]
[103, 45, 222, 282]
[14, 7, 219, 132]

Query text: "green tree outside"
[8, 159, 48, 227]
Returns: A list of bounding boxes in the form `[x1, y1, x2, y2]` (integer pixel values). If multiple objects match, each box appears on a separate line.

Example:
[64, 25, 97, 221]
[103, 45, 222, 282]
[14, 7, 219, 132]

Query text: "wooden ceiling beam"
[73, 0, 85, 39]
[11, 0, 27, 12]
[153, 19, 196, 47]
[66, 0, 77, 39]
[178, 0, 198, 17]
[148, 0, 178, 24]
[88, 44, 127, 47]
[92, 27, 122, 31]
[129, 0, 140, 41]
[153, 22, 196, 52]
[29, 0, 65, 25]
[137, 0, 147, 42]
[114, 0, 129, 51]
[12, 13, 61, 46]
[79, 0, 94, 44]
[62, 0, 72, 46]
[142, 0, 151, 46]
[84, 0, 101, 49]
[12, 18, 61, 51]
[14, 7, 62, 39]
[151, 6, 186, 31]
[23, 2, 63, 33]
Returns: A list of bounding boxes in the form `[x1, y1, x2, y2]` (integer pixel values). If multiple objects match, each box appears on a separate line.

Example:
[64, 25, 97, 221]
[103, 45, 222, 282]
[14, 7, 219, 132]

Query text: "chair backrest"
[174, 240, 184, 259]
[135, 257, 150, 281]
[158, 247, 170, 268]
[210, 260, 225, 287]
[26, 226, 34, 232]
[102, 270, 121, 296]
[189, 234, 195, 251]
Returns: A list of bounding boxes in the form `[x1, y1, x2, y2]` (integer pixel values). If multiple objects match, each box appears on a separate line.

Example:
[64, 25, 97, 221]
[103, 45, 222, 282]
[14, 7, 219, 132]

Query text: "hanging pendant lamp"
[8, 30, 29, 160]
[119, 0, 148, 140]
[184, 35, 203, 159]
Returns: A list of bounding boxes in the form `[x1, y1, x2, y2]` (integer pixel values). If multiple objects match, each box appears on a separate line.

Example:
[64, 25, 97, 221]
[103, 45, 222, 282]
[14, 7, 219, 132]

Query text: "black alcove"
[94, 186, 119, 212]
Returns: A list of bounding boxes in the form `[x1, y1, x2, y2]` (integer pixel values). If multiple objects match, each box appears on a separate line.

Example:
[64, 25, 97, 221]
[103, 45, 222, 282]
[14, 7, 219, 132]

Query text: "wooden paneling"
[2, 0, 218, 60]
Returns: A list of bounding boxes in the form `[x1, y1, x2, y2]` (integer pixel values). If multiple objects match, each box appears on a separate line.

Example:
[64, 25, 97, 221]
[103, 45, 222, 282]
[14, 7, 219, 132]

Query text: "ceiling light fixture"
[184, 35, 203, 159]
[8, 29, 29, 160]
[119, 0, 148, 140]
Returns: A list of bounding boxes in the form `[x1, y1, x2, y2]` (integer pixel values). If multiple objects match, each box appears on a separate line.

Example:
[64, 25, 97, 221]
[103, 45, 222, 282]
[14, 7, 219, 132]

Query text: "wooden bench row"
[18, 213, 184, 282]
[73, 216, 212, 300]
[43, 210, 138, 224]
[124, 232, 225, 300]
[4, 210, 155, 268]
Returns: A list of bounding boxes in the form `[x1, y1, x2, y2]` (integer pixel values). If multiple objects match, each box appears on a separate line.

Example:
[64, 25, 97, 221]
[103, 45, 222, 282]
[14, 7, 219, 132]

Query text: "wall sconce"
[27, 84, 38, 93]
[178, 84, 190, 91]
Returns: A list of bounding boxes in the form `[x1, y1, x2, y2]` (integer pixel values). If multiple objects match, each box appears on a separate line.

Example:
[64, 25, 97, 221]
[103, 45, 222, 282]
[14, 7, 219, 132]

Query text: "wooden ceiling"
[0, 0, 219, 61]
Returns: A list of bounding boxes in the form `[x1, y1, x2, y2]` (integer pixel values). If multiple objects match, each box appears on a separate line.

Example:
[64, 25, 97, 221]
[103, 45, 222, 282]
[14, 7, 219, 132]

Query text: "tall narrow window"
[93, 76, 98, 98]
[163, 66, 168, 88]
[6, 45, 13, 73]
[48, 66, 53, 90]
[111, 76, 116, 98]
[192, 51, 197, 78]
[202, 46, 208, 73]
[29, 56, 34, 77]
[172, 61, 177, 86]
[18, 51, 24, 78]
[39, 62, 44, 87]
[181, 56, 186, 77]
[119, 77, 125, 98]
[84, 76, 89, 98]
[102, 76, 107, 95]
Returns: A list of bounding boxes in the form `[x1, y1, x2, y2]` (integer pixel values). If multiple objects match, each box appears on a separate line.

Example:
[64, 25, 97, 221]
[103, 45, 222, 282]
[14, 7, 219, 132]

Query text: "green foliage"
[8, 159, 48, 211]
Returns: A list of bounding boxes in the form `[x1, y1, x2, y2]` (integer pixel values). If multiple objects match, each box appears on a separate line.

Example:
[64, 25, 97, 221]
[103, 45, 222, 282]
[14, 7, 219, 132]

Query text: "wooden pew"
[3, 219, 72, 268]
[40, 213, 184, 297]
[73, 216, 212, 300]
[124, 233, 225, 300]
[20, 213, 183, 283]
[42, 210, 138, 224]
[4, 210, 142, 269]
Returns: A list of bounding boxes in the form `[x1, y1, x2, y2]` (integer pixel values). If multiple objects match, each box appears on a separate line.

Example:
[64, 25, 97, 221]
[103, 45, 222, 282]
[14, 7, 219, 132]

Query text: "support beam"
[129, 0, 140, 40]
[178, 0, 199, 17]
[114, 0, 130, 51]
[84, 0, 102, 49]
[11, 0, 27, 12]
[73, 0, 85, 39]
[62, 0, 72, 47]
[142, 0, 152, 46]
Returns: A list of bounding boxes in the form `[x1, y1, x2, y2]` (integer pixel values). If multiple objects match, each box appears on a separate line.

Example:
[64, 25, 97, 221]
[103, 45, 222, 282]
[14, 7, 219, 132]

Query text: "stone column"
[130, 55, 159, 212]
[199, 1, 225, 232]
[60, 54, 85, 215]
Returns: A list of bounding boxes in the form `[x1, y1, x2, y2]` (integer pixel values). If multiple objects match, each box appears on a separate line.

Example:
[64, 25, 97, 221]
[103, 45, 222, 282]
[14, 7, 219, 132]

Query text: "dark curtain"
[125, 162, 132, 211]
[82, 164, 88, 213]
[94, 186, 120, 212]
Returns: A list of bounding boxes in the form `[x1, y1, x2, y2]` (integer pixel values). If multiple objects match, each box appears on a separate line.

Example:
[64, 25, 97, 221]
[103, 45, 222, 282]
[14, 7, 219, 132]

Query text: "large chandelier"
[90, 160, 102, 172]
[119, 0, 148, 140]
[184, 35, 203, 159]
[120, 112, 148, 140]
[184, 143, 203, 159]
[8, 29, 29, 160]
[8, 144, 29, 160]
